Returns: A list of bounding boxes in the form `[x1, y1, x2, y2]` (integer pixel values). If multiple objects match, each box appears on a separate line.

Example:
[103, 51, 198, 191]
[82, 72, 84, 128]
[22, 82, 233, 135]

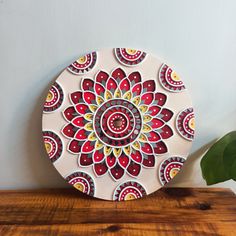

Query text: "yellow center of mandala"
[44, 143, 51, 153]
[74, 183, 85, 192]
[126, 48, 137, 55]
[171, 71, 180, 81]
[125, 193, 136, 201]
[77, 56, 87, 64]
[189, 117, 195, 130]
[169, 168, 179, 178]
[46, 91, 53, 102]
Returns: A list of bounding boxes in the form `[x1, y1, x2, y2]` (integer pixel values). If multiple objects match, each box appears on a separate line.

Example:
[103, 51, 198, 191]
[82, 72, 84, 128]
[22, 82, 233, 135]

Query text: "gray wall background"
[0, 0, 236, 191]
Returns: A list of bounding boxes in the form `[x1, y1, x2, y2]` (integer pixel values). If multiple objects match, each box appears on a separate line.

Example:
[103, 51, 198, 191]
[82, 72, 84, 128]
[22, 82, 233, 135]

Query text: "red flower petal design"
[141, 93, 154, 105]
[94, 83, 105, 96]
[83, 91, 96, 104]
[64, 106, 77, 121]
[82, 78, 94, 91]
[106, 154, 117, 168]
[118, 154, 130, 169]
[159, 125, 173, 139]
[130, 150, 142, 163]
[152, 141, 168, 154]
[96, 71, 109, 85]
[68, 139, 82, 154]
[70, 91, 83, 104]
[110, 164, 125, 180]
[143, 80, 156, 92]
[119, 78, 130, 92]
[106, 77, 117, 91]
[127, 161, 141, 177]
[94, 161, 108, 176]
[79, 153, 93, 166]
[147, 131, 161, 142]
[81, 140, 95, 153]
[62, 124, 76, 138]
[160, 108, 173, 122]
[128, 71, 141, 84]
[132, 83, 142, 96]
[141, 143, 153, 154]
[148, 105, 161, 116]
[75, 103, 89, 115]
[148, 118, 165, 129]
[142, 154, 155, 168]
[153, 93, 167, 106]
[112, 68, 126, 80]
[71, 116, 87, 127]
[74, 129, 88, 140]
[93, 149, 105, 163]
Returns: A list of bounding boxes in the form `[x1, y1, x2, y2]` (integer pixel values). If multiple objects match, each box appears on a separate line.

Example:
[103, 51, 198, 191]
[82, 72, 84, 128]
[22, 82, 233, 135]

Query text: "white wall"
[1, 0, 236, 191]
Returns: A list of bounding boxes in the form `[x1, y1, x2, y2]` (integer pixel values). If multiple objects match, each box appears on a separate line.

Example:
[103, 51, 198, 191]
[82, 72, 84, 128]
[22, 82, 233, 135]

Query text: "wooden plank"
[0, 188, 235, 235]
[1, 223, 236, 236]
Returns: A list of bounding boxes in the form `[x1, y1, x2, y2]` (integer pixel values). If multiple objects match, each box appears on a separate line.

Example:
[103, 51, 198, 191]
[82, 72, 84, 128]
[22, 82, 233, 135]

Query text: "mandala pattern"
[61, 67, 174, 181]
[115, 48, 147, 66]
[43, 131, 63, 163]
[65, 171, 95, 196]
[159, 64, 186, 92]
[159, 156, 186, 185]
[43, 82, 64, 113]
[176, 108, 195, 141]
[113, 181, 147, 201]
[67, 52, 97, 75]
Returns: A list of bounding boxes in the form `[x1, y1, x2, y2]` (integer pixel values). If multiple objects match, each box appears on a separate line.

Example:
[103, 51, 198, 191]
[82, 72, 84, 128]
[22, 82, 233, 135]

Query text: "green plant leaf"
[200, 131, 236, 185]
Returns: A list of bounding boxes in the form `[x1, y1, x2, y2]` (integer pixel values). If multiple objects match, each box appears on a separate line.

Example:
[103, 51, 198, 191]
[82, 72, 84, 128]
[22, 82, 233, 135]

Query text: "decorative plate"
[42, 48, 195, 201]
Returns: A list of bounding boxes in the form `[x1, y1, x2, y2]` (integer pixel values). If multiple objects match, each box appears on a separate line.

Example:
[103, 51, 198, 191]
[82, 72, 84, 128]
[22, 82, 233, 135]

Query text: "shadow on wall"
[23, 71, 68, 188]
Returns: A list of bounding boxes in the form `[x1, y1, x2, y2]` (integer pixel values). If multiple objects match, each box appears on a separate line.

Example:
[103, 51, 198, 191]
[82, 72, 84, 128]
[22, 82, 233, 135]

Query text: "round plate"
[42, 48, 195, 201]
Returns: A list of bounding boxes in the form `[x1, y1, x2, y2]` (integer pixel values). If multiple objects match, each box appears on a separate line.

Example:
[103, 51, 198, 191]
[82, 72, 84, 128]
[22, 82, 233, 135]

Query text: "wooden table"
[0, 188, 235, 235]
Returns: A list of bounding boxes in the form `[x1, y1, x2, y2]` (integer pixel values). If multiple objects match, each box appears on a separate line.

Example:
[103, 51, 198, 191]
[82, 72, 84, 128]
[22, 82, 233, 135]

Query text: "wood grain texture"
[0, 188, 235, 235]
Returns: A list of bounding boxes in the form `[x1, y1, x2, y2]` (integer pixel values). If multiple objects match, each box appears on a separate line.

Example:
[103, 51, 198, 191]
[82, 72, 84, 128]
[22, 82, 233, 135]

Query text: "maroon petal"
[106, 154, 117, 168]
[147, 131, 161, 142]
[127, 161, 141, 177]
[142, 154, 155, 168]
[94, 161, 108, 176]
[160, 108, 174, 122]
[141, 93, 154, 105]
[79, 153, 93, 166]
[74, 129, 89, 140]
[63, 106, 77, 121]
[148, 105, 161, 116]
[70, 91, 83, 104]
[118, 154, 130, 169]
[82, 78, 94, 91]
[110, 164, 125, 180]
[132, 83, 142, 96]
[119, 78, 130, 92]
[148, 118, 165, 129]
[143, 80, 156, 92]
[152, 141, 168, 154]
[128, 71, 141, 84]
[93, 149, 105, 163]
[75, 103, 89, 115]
[62, 123, 77, 138]
[141, 143, 153, 154]
[112, 68, 126, 81]
[83, 91, 96, 104]
[94, 82, 105, 96]
[130, 150, 142, 163]
[153, 92, 167, 106]
[96, 71, 109, 85]
[106, 77, 117, 91]
[68, 139, 82, 154]
[81, 140, 95, 153]
[71, 116, 87, 128]
[159, 125, 173, 139]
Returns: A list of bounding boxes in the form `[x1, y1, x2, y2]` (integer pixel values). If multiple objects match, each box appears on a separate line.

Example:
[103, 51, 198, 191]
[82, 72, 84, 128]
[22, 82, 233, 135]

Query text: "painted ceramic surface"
[42, 48, 195, 201]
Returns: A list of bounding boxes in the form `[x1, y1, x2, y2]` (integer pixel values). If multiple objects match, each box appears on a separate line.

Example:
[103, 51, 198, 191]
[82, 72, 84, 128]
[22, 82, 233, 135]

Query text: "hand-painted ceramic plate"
[42, 48, 195, 201]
